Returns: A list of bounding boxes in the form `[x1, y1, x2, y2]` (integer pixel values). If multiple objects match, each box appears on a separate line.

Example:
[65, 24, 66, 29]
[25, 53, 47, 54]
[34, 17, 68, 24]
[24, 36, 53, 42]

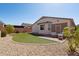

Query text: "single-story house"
[0, 16, 76, 36]
[13, 25, 32, 33]
[4, 25, 32, 33]
[13, 25, 25, 33]
[32, 16, 75, 36]
[21, 23, 32, 33]
[0, 21, 5, 31]
[13, 23, 32, 33]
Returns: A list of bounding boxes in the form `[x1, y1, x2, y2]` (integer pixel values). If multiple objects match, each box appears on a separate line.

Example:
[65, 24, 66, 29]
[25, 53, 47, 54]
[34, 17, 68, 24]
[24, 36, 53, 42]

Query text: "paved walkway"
[39, 36, 66, 43]
[0, 35, 68, 56]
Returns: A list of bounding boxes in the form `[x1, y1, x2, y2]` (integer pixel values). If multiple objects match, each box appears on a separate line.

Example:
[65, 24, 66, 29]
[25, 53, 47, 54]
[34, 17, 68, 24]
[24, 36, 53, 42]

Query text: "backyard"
[0, 33, 68, 56]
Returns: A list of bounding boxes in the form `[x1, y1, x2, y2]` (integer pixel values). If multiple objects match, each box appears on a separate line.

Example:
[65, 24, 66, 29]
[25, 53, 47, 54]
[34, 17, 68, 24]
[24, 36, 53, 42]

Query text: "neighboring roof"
[77, 24, 79, 26]
[32, 16, 75, 26]
[4, 25, 24, 28]
[21, 23, 32, 27]
[13, 25, 24, 28]
[0, 21, 5, 25]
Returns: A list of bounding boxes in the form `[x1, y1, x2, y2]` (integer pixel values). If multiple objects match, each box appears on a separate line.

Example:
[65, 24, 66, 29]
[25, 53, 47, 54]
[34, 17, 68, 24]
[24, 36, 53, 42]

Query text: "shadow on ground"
[68, 51, 79, 56]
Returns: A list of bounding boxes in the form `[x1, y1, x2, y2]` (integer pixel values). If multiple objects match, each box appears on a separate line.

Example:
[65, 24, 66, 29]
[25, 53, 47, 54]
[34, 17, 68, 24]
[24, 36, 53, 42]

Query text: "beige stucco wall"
[32, 17, 73, 35]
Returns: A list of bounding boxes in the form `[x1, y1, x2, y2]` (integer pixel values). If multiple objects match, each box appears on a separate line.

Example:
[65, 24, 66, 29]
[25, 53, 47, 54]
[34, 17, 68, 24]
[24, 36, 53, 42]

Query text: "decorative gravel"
[0, 35, 68, 56]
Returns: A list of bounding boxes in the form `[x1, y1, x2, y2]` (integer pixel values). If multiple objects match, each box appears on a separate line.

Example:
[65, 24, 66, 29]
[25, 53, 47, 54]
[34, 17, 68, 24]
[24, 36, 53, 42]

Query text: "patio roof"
[37, 21, 52, 25]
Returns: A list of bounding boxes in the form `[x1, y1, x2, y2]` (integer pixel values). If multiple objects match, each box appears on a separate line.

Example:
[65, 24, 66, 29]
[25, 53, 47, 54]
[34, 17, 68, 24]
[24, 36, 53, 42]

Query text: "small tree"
[63, 27, 77, 54]
[1, 29, 7, 37]
[74, 26, 79, 47]
[5, 25, 15, 34]
[63, 26, 79, 55]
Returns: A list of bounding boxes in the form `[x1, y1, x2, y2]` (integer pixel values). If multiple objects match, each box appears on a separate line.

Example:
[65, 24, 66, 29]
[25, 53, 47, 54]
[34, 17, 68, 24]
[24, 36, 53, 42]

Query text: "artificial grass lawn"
[12, 33, 56, 44]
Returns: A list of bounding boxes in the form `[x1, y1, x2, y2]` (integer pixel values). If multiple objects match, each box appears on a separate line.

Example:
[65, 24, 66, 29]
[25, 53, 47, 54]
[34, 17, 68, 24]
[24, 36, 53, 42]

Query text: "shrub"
[16, 31, 19, 33]
[5, 25, 15, 34]
[1, 30, 7, 37]
[63, 27, 79, 55]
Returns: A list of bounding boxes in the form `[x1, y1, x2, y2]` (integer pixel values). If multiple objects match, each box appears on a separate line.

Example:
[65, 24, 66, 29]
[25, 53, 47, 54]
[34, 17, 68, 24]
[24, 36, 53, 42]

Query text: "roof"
[32, 16, 75, 26]
[4, 25, 24, 28]
[21, 23, 32, 27]
[40, 16, 73, 20]
[13, 25, 24, 28]
[0, 21, 5, 25]
[37, 21, 52, 25]
[77, 24, 79, 26]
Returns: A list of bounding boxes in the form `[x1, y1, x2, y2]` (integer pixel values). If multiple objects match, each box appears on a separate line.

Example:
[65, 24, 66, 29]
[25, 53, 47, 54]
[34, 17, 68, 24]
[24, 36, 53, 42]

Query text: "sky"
[0, 3, 79, 25]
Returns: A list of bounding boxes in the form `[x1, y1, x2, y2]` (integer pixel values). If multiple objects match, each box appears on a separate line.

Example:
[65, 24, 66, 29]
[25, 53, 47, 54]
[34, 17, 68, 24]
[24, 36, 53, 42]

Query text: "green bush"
[5, 25, 15, 34]
[1, 30, 7, 37]
[63, 27, 79, 55]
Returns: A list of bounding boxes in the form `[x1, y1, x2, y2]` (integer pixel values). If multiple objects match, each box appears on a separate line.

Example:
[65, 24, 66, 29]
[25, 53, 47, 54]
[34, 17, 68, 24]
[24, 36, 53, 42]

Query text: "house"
[32, 16, 75, 36]
[4, 24, 32, 33]
[21, 23, 32, 27]
[0, 21, 5, 31]
[13, 25, 25, 33]
[21, 23, 32, 33]
[23, 26, 32, 33]
[4, 25, 25, 33]
[0, 16, 75, 35]
[13, 25, 32, 33]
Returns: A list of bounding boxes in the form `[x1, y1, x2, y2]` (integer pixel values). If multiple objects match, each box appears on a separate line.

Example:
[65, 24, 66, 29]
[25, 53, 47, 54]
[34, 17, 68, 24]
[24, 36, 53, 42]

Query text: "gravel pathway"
[0, 35, 68, 56]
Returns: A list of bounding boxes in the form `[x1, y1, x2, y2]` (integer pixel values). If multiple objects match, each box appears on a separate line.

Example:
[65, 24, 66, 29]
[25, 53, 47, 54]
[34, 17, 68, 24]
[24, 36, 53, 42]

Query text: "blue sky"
[0, 3, 79, 25]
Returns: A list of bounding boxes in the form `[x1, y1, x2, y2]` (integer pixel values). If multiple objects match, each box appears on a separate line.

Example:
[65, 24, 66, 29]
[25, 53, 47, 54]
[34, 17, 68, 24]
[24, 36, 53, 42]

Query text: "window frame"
[40, 25, 45, 30]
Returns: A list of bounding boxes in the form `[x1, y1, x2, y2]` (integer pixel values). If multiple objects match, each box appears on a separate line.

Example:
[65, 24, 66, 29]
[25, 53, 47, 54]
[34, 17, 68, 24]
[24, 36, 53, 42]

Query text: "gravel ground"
[0, 35, 68, 56]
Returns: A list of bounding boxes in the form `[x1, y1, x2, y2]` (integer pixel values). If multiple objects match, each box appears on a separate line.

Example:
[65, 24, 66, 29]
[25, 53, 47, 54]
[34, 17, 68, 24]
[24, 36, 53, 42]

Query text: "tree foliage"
[5, 25, 15, 34]
[1, 30, 7, 37]
[63, 26, 79, 53]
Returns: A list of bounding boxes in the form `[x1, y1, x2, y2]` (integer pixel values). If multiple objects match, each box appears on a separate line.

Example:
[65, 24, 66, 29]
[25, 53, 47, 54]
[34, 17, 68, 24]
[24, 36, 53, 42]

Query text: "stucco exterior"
[32, 16, 75, 35]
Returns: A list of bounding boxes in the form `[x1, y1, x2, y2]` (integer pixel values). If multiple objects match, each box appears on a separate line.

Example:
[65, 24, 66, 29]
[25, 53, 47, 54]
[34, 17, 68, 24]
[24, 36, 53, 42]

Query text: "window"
[61, 23, 67, 32]
[55, 24, 61, 33]
[48, 24, 51, 30]
[40, 25, 44, 30]
[51, 24, 55, 32]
